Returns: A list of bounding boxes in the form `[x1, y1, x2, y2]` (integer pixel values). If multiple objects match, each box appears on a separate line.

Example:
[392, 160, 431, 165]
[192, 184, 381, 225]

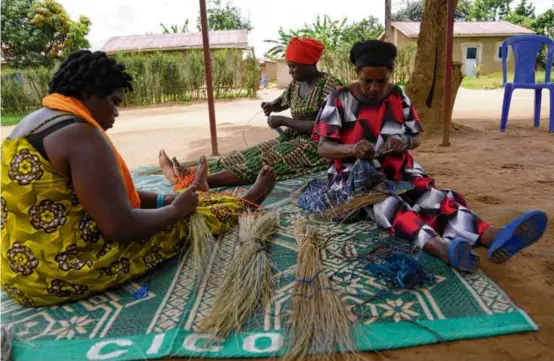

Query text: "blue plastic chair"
[500, 34, 554, 133]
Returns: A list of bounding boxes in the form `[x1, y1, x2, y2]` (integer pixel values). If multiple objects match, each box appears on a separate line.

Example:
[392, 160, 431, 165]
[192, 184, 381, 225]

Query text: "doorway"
[464, 46, 479, 77]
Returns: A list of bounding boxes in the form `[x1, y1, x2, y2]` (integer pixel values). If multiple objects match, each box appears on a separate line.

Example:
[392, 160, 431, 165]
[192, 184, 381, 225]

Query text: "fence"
[1, 49, 259, 115]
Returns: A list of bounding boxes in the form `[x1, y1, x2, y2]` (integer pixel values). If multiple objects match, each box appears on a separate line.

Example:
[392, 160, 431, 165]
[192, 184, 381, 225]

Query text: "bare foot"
[479, 226, 502, 248]
[159, 150, 178, 183]
[172, 157, 187, 179]
[424, 236, 480, 272]
[193, 156, 210, 192]
[243, 166, 277, 206]
[424, 237, 450, 264]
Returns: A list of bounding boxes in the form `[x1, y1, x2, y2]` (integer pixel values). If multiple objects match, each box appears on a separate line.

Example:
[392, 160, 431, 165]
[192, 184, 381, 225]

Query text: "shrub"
[1, 68, 50, 114]
[1, 49, 258, 115]
[318, 43, 417, 86]
[394, 44, 417, 85]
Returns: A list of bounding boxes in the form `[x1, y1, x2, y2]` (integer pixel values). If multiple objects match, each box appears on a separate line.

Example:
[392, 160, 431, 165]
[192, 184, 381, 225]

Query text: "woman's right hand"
[171, 187, 199, 217]
[261, 101, 275, 116]
[352, 139, 376, 159]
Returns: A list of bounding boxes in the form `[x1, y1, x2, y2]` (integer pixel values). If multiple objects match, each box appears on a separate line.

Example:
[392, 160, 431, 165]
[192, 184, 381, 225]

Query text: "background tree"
[264, 15, 383, 58]
[385, 0, 392, 41]
[345, 17, 384, 42]
[503, 12, 535, 28]
[405, 0, 463, 133]
[465, 0, 512, 21]
[196, 0, 252, 31]
[502, 8, 553, 69]
[455, 0, 474, 20]
[264, 28, 309, 58]
[305, 15, 350, 51]
[392, 0, 472, 21]
[392, 1, 424, 21]
[264, 15, 383, 82]
[533, 9, 554, 38]
[1, 0, 37, 68]
[513, 0, 535, 18]
[160, 20, 189, 34]
[1, 0, 91, 69]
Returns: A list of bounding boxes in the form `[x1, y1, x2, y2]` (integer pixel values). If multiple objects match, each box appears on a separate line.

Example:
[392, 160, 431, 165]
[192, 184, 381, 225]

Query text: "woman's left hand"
[380, 136, 406, 154]
[267, 115, 289, 129]
[162, 193, 178, 206]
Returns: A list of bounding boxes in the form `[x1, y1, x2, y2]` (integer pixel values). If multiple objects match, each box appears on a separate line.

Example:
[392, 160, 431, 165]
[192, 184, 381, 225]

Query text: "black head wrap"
[350, 40, 398, 70]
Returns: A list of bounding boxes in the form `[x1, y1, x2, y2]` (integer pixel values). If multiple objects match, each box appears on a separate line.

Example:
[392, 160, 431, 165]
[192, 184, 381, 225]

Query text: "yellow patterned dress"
[1, 136, 244, 307]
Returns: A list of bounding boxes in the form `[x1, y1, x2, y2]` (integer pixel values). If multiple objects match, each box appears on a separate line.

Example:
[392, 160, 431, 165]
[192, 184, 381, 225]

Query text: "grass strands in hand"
[322, 191, 391, 221]
[323, 187, 410, 222]
[188, 212, 214, 282]
[200, 212, 279, 337]
[286, 218, 355, 361]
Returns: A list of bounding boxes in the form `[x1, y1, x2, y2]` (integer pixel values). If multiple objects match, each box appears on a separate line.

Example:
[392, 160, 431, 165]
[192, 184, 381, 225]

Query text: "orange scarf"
[42, 94, 141, 208]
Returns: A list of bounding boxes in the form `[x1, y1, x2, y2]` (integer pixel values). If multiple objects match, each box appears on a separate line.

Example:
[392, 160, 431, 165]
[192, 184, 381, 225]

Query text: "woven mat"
[1, 169, 537, 361]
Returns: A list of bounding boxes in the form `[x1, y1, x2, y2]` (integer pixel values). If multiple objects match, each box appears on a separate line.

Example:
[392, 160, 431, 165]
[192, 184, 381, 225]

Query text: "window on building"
[495, 43, 509, 61]
[466, 47, 477, 60]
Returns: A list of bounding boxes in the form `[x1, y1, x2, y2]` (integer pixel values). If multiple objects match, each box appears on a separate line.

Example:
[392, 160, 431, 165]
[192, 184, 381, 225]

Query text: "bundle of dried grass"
[1, 326, 12, 361]
[286, 219, 355, 361]
[200, 212, 279, 337]
[188, 212, 214, 281]
[322, 190, 394, 221]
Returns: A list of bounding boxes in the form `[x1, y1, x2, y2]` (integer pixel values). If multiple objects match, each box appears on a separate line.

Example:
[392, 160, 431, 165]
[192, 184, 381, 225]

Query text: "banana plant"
[264, 15, 383, 58]
[263, 27, 310, 58]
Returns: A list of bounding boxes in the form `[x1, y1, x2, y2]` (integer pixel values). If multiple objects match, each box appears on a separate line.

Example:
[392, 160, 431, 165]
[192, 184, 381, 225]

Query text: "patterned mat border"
[11, 306, 536, 361]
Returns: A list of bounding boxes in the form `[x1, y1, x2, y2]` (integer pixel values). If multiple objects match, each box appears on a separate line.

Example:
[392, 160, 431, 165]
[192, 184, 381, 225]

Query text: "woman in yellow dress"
[1, 50, 276, 307]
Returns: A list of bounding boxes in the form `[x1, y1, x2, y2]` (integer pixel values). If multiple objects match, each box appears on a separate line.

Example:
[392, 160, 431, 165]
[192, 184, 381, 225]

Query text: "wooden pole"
[199, 0, 219, 156]
[385, 0, 392, 41]
[442, 0, 455, 146]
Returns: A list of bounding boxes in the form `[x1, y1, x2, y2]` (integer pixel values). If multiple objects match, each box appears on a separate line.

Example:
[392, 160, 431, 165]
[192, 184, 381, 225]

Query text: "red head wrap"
[285, 38, 324, 65]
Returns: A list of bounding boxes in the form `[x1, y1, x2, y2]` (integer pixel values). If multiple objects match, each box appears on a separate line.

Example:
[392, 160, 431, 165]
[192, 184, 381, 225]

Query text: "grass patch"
[1, 114, 24, 126]
[214, 92, 250, 100]
[461, 71, 546, 90]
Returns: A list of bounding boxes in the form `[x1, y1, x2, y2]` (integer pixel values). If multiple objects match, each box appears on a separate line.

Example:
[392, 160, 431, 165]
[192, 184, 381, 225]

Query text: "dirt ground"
[1, 88, 553, 360]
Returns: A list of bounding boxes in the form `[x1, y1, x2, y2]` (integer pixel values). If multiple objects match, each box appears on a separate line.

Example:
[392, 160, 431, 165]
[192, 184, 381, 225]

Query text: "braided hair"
[48, 50, 133, 98]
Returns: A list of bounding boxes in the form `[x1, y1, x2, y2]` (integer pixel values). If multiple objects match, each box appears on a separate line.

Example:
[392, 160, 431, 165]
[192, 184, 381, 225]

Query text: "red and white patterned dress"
[312, 85, 490, 248]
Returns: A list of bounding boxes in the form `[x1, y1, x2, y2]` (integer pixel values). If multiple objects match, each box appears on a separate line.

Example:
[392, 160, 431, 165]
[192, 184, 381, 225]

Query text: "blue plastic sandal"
[449, 237, 480, 272]
[488, 210, 547, 263]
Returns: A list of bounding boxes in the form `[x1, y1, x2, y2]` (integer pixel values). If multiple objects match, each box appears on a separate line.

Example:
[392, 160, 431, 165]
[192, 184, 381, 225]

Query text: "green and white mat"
[1, 171, 537, 361]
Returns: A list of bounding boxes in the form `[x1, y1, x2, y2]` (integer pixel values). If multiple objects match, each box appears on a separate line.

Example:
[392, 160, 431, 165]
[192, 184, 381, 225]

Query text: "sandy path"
[2, 87, 550, 169]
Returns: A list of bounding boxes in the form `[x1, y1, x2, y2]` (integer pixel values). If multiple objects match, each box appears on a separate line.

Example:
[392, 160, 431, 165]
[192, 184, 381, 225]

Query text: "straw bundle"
[188, 212, 214, 281]
[1, 326, 12, 361]
[200, 212, 279, 337]
[322, 190, 394, 221]
[286, 219, 355, 361]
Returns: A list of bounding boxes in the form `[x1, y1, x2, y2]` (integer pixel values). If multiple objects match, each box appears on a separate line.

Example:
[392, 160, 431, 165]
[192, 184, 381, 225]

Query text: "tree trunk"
[385, 0, 392, 41]
[405, 0, 464, 134]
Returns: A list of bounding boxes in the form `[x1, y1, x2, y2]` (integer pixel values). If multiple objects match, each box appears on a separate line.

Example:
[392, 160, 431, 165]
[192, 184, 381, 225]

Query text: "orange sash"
[42, 94, 141, 208]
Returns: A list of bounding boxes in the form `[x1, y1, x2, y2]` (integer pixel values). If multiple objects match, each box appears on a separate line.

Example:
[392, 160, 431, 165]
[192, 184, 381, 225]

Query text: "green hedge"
[1, 49, 258, 115]
[320, 44, 417, 85]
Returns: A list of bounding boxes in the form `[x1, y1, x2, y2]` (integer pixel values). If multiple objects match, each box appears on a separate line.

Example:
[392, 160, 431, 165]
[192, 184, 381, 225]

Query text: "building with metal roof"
[379, 21, 535, 76]
[100, 29, 250, 54]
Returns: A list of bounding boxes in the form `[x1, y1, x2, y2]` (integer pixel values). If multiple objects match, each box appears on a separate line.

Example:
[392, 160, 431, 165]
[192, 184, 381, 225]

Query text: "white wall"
[276, 59, 292, 89]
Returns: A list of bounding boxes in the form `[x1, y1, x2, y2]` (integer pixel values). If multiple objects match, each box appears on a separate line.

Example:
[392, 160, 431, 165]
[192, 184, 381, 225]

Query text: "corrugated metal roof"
[101, 29, 249, 53]
[258, 58, 276, 64]
[393, 21, 535, 37]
